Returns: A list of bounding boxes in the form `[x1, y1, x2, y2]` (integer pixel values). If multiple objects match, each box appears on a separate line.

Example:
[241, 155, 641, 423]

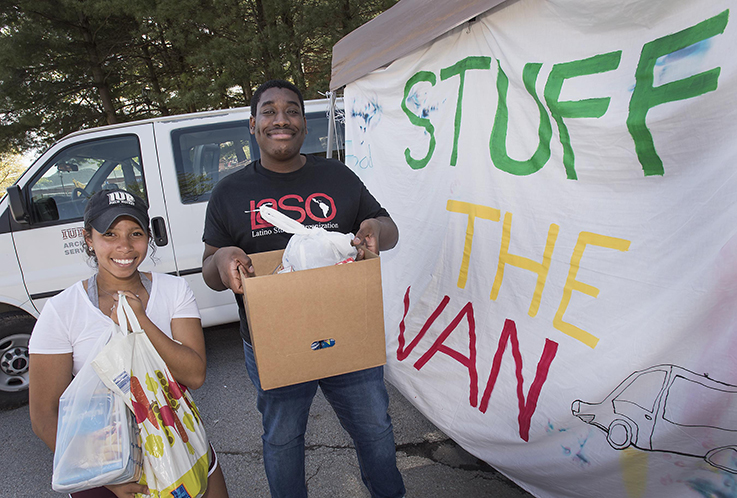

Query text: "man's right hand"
[202, 244, 255, 294]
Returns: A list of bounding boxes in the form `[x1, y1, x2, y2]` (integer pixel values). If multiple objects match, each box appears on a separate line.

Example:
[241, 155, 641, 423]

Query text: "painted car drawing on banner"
[571, 364, 737, 473]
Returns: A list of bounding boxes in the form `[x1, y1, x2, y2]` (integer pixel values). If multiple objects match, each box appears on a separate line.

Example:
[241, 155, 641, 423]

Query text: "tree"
[0, 0, 147, 151]
[0, 151, 27, 190]
[0, 0, 398, 155]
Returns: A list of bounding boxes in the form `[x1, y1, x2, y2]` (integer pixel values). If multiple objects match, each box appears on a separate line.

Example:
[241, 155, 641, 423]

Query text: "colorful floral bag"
[93, 293, 209, 498]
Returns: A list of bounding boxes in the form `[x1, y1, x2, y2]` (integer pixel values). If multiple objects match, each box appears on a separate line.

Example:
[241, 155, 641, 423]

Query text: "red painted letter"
[397, 286, 451, 361]
[479, 319, 558, 441]
[413, 301, 478, 408]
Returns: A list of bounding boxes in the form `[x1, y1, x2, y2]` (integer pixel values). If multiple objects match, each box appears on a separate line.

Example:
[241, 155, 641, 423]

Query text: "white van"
[0, 98, 344, 408]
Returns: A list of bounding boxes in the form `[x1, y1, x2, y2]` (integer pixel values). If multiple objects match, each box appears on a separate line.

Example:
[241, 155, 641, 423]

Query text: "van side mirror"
[7, 185, 29, 224]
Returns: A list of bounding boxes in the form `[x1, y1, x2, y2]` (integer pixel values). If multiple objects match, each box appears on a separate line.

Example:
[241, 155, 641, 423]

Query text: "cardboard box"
[240, 250, 387, 390]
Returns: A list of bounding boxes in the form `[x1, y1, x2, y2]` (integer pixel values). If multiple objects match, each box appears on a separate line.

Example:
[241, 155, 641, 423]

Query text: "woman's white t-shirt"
[29, 272, 200, 375]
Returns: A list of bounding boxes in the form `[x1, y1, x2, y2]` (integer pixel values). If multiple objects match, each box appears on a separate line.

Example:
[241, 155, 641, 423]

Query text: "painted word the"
[447, 200, 631, 349]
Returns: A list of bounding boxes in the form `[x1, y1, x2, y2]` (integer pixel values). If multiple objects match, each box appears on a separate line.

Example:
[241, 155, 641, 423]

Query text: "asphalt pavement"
[2, 322, 534, 497]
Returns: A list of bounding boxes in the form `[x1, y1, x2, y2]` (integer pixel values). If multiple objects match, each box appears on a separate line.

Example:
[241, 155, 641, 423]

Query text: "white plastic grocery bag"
[95, 293, 210, 498]
[258, 204, 357, 271]
[52, 306, 142, 493]
[92, 294, 137, 403]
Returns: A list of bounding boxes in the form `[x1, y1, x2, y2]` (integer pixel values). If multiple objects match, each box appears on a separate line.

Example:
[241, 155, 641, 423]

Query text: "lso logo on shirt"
[248, 194, 337, 232]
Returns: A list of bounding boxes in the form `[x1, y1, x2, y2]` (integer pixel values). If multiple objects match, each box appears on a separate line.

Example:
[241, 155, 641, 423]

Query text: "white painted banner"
[343, 1, 737, 496]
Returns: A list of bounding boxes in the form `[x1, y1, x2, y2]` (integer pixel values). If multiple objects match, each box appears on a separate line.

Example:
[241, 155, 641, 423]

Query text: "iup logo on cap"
[107, 190, 136, 206]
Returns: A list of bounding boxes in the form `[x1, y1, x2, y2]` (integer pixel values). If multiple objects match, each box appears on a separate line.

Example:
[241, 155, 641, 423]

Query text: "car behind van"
[0, 98, 344, 408]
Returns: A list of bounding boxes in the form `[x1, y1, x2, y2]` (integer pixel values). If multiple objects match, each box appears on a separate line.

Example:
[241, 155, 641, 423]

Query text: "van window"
[27, 135, 145, 224]
[172, 112, 345, 205]
[172, 121, 254, 204]
[302, 111, 345, 162]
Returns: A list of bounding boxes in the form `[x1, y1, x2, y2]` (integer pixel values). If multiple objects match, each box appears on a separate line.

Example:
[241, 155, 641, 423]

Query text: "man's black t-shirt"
[203, 154, 390, 343]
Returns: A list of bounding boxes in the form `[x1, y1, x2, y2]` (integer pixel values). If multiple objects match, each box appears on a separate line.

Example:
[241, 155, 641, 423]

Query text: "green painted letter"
[627, 10, 729, 176]
[490, 61, 552, 176]
[440, 56, 492, 166]
[401, 71, 437, 170]
[544, 51, 622, 180]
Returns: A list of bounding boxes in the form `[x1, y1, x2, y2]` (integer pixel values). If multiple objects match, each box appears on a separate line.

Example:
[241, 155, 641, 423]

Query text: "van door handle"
[151, 216, 169, 246]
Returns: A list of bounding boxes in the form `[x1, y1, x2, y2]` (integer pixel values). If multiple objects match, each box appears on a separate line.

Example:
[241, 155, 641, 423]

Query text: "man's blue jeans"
[244, 341, 405, 498]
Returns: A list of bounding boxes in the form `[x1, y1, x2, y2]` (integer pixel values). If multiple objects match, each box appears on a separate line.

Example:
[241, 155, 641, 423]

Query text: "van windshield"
[26, 135, 144, 223]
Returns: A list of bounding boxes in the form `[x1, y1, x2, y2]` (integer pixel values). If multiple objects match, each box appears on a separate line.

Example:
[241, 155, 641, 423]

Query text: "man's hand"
[352, 216, 399, 260]
[203, 245, 255, 294]
[353, 219, 380, 260]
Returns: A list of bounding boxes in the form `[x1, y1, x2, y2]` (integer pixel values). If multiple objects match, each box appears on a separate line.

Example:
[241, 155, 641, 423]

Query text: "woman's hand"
[120, 290, 146, 324]
[108, 290, 146, 331]
[105, 481, 149, 498]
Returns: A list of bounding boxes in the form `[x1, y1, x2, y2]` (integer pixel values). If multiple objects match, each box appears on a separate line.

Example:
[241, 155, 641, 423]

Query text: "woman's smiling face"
[85, 216, 149, 279]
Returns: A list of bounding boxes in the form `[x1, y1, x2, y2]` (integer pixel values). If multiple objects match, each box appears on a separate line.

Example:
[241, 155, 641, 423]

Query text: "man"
[202, 79, 405, 498]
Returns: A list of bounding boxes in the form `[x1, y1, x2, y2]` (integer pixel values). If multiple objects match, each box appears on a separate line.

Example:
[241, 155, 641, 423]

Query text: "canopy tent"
[330, 0, 507, 91]
[326, 0, 507, 156]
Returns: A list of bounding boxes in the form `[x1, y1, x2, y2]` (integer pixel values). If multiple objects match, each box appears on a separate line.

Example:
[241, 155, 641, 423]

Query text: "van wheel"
[606, 420, 633, 450]
[0, 312, 34, 410]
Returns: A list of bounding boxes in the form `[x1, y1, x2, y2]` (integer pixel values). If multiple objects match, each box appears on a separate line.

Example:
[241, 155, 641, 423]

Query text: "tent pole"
[326, 91, 336, 160]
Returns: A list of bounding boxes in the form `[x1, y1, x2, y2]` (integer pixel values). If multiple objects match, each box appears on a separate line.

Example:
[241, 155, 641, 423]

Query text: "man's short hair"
[251, 80, 305, 116]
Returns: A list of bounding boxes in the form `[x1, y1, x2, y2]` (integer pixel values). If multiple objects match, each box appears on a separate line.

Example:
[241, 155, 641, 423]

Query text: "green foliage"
[0, 151, 27, 190]
[0, 0, 398, 155]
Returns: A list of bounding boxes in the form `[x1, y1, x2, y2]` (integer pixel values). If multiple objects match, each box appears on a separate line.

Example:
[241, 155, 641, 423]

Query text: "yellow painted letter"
[490, 212, 559, 317]
[446, 200, 501, 289]
[554, 232, 631, 348]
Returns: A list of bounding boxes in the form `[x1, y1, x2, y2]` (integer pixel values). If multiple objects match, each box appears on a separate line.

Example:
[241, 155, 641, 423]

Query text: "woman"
[29, 189, 229, 498]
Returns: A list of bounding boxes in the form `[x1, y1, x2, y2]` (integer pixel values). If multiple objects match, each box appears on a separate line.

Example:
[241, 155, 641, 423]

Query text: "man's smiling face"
[250, 87, 307, 168]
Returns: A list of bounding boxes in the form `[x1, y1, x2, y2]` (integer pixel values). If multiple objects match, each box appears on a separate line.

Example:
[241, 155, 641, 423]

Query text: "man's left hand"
[352, 216, 399, 260]
[353, 219, 381, 260]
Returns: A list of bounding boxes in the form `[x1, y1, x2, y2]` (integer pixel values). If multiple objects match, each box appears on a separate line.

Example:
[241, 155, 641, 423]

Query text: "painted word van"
[0, 99, 344, 408]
